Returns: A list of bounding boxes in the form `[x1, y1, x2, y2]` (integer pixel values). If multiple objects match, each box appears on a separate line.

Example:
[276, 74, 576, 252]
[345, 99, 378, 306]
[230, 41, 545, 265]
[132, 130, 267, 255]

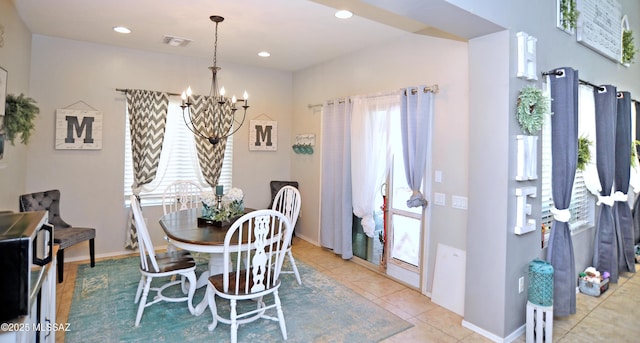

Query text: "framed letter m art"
[249, 119, 277, 151]
[55, 109, 103, 149]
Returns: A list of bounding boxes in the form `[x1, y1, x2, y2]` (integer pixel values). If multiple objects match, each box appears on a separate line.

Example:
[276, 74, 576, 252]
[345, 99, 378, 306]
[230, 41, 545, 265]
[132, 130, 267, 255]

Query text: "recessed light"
[113, 26, 131, 34]
[258, 51, 271, 57]
[335, 10, 353, 19]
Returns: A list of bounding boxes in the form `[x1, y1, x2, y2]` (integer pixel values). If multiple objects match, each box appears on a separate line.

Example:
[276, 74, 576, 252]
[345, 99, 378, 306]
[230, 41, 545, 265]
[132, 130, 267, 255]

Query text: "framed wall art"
[249, 119, 277, 151]
[55, 108, 103, 149]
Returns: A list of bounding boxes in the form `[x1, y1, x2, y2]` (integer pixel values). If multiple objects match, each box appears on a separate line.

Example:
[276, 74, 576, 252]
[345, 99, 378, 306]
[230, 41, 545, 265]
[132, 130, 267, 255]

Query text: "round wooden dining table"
[159, 207, 253, 315]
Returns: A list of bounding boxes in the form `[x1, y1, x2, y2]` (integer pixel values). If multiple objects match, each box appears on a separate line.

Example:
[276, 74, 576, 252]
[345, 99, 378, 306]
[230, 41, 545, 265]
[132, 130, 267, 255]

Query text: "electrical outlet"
[519, 276, 525, 293]
[451, 195, 468, 210]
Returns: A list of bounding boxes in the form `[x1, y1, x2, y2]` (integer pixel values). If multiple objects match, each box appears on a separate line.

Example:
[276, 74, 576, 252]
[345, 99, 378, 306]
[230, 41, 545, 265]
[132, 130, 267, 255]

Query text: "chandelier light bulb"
[220, 87, 226, 96]
[186, 86, 192, 97]
[232, 95, 237, 103]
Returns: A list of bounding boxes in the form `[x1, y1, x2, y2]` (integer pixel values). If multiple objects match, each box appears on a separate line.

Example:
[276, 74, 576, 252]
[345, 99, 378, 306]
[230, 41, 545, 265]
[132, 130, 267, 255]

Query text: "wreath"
[516, 86, 549, 135]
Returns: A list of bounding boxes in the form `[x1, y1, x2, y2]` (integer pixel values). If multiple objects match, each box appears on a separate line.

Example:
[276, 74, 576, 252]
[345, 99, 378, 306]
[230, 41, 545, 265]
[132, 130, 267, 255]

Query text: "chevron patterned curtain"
[190, 94, 233, 187]
[125, 89, 169, 249]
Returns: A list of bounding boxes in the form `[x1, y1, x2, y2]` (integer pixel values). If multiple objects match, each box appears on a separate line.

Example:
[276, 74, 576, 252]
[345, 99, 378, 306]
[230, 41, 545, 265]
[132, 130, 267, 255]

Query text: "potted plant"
[3, 93, 40, 145]
[560, 0, 579, 31]
[622, 29, 636, 65]
[577, 135, 592, 171]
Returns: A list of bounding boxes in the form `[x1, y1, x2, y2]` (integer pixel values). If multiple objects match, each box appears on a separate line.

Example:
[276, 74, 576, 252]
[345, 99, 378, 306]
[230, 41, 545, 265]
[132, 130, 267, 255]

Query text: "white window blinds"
[124, 99, 233, 205]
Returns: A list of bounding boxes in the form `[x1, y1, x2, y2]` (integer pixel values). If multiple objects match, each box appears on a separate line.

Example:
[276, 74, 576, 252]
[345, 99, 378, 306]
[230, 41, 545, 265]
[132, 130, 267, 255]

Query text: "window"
[541, 84, 596, 236]
[124, 99, 233, 205]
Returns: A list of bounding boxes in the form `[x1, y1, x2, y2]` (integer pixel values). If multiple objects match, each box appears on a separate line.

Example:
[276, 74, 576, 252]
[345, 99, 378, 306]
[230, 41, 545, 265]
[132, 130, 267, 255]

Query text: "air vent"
[162, 35, 192, 47]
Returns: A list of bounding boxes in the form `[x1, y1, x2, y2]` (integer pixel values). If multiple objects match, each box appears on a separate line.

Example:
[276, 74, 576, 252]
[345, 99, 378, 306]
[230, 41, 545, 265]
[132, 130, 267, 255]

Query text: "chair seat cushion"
[54, 227, 96, 250]
[142, 251, 196, 273]
[209, 270, 279, 296]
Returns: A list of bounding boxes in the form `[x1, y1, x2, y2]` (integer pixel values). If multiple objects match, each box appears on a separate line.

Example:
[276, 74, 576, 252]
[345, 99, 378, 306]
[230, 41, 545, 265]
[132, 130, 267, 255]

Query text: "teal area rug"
[66, 256, 412, 342]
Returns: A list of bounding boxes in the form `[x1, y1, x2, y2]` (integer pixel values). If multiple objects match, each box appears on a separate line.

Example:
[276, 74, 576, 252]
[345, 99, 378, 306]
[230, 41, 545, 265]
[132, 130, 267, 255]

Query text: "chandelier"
[180, 15, 249, 145]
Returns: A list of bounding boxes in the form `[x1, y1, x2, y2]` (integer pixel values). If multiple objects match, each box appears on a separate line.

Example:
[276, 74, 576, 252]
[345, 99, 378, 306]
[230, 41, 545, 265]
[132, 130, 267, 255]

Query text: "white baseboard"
[461, 320, 525, 343]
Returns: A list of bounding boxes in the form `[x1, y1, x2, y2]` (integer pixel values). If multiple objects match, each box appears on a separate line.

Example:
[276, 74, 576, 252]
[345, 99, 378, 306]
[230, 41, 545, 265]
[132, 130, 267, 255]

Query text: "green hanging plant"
[577, 135, 592, 171]
[622, 29, 636, 65]
[516, 85, 550, 135]
[560, 0, 579, 31]
[3, 93, 40, 145]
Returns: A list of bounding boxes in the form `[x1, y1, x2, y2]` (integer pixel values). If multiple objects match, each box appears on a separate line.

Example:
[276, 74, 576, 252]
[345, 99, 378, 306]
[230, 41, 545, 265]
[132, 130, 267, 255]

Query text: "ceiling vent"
[162, 35, 192, 47]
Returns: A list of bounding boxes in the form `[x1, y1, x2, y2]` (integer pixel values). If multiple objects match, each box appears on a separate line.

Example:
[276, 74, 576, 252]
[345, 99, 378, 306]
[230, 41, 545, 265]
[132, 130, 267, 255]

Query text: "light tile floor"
[55, 238, 640, 342]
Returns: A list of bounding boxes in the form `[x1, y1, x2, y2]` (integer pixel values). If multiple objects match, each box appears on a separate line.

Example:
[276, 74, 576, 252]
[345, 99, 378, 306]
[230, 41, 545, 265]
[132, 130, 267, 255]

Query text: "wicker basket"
[528, 259, 554, 306]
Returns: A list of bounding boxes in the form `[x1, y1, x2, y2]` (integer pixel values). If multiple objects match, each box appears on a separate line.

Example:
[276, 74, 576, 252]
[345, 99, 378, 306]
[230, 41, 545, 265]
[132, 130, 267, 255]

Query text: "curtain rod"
[307, 84, 439, 109]
[116, 88, 182, 97]
[541, 70, 638, 102]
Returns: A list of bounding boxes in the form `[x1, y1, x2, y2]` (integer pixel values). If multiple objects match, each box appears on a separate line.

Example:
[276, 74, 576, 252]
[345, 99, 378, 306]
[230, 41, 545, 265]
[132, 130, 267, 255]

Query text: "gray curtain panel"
[125, 89, 170, 249]
[634, 101, 640, 245]
[546, 67, 578, 317]
[400, 87, 432, 208]
[592, 84, 619, 283]
[320, 99, 354, 259]
[614, 91, 635, 273]
[189, 94, 232, 187]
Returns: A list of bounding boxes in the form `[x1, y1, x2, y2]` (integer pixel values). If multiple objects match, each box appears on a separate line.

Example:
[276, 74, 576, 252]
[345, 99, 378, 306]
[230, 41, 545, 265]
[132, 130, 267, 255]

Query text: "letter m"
[254, 125, 273, 147]
[65, 116, 94, 143]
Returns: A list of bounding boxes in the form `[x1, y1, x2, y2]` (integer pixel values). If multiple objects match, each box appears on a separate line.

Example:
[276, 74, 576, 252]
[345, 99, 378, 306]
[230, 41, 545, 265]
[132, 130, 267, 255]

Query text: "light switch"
[434, 192, 446, 206]
[435, 170, 443, 183]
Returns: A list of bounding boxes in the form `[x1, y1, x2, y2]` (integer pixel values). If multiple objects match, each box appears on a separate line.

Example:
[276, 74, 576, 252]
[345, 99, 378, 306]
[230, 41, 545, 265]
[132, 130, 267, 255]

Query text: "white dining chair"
[271, 185, 302, 285]
[162, 180, 203, 215]
[162, 180, 204, 254]
[206, 209, 293, 343]
[130, 194, 197, 326]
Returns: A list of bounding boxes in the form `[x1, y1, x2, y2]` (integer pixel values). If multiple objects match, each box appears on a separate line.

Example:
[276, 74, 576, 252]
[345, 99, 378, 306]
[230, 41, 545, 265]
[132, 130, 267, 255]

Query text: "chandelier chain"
[213, 21, 218, 68]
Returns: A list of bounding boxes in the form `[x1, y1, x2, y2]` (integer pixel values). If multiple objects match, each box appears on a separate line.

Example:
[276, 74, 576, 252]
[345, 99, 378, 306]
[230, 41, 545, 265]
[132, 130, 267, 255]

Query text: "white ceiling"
[11, 0, 502, 72]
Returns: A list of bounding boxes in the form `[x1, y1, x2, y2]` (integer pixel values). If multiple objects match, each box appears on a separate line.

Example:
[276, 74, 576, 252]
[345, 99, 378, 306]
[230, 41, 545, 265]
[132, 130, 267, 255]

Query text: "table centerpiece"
[199, 187, 245, 227]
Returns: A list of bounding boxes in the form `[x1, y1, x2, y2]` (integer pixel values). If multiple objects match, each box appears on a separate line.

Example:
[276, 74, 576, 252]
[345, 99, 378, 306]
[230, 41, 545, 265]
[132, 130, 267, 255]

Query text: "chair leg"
[135, 276, 153, 326]
[89, 238, 96, 267]
[57, 249, 65, 283]
[134, 276, 145, 304]
[230, 299, 238, 343]
[274, 289, 288, 340]
[288, 249, 302, 285]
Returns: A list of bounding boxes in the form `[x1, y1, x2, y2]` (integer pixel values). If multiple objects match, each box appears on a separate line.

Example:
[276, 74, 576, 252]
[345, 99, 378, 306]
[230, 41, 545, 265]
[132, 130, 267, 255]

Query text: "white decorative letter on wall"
[516, 135, 538, 181]
[55, 109, 103, 150]
[515, 187, 537, 235]
[516, 32, 538, 80]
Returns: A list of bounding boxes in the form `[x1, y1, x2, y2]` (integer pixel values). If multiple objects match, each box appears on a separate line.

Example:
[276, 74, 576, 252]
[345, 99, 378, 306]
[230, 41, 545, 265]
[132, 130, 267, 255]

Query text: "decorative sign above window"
[55, 109, 103, 150]
[248, 119, 277, 151]
[576, 0, 622, 62]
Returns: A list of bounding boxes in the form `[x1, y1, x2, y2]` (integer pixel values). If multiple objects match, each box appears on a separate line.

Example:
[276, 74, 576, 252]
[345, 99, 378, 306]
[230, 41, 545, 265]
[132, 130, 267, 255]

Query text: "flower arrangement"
[200, 187, 244, 224]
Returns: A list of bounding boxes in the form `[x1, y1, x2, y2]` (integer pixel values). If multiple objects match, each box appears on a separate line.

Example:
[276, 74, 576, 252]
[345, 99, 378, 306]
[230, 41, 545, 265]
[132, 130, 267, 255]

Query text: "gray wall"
[456, 0, 640, 339]
[4, 0, 640, 340]
[0, 0, 32, 210]
[24, 35, 293, 258]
